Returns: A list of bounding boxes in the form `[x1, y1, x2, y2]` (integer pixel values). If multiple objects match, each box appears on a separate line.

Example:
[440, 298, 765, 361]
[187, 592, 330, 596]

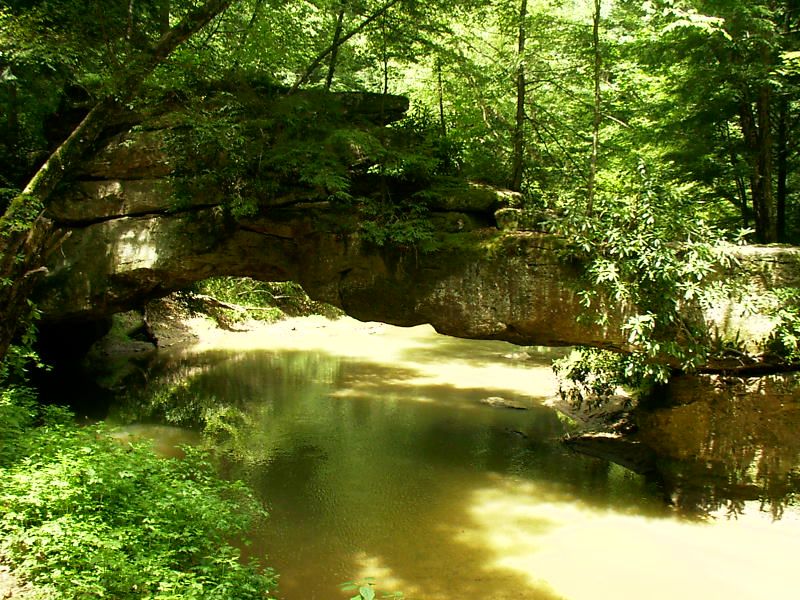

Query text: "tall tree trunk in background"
[0, 0, 234, 364]
[739, 87, 776, 243]
[777, 94, 788, 242]
[776, 2, 794, 242]
[381, 14, 389, 95]
[724, 123, 749, 228]
[325, 0, 347, 90]
[437, 58, 446, 137]
[756, 86, 776, 242]
[587, 0, 601, 215]
[510, 0, 527, 193]
[6, 82, 18, 152]
[128, 0, 136, 40]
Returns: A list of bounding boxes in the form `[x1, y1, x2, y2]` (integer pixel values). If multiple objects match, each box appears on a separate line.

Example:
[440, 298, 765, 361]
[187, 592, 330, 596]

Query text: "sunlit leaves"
[551, 159, 733, 388]
[0, 398, 278, 599]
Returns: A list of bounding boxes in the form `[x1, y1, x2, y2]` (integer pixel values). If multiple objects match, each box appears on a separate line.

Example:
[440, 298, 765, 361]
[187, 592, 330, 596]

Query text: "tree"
[0, 0, 236, 363]
[621, 0, 800, 243]
[288, 0, 404, 93]
[510, 0, 527, 192]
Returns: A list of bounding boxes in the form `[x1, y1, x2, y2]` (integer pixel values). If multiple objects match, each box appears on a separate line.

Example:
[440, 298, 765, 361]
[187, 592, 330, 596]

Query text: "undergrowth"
[0, 385, 277, 600]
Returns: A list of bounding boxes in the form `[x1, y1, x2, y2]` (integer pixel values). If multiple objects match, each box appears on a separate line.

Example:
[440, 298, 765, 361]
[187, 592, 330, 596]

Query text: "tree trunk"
[739, 87, 776, 243]
[777, 94, 788, 242]
[587, 0, 601, 216]
[753, 86, 776, 242]
[325, 0, 347, 90]
[290, 0, 403, 94]
[0, 0, 234, 364]
[6, 81, 19, 153]
[510, 0, 527, 193]
[160, 0, 170, 34]
[437, 58, 446, 137]
[128, 0, 136, 40]
[382, 15, 389, 96]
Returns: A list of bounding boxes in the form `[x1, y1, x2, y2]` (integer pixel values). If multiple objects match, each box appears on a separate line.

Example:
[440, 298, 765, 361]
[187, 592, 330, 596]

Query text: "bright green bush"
[0, 397, 277, 600]
[193, 277, 341, 320]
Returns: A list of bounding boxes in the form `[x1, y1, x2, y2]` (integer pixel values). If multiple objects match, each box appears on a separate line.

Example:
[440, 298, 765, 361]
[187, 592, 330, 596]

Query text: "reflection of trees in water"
[636, 374, 800, 519]
[107, 349, 800, 522]
[112, 350, 341, 422]
[107, 350, 346, 465]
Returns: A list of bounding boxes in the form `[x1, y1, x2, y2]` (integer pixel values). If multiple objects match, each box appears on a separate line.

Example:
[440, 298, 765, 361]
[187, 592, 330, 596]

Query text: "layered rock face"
[34, 91, 800, 362]
[39, 179, 615, 348]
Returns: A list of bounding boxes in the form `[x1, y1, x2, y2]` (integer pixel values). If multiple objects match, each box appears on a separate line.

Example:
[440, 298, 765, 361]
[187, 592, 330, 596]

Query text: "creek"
[52, 316, 800, 600]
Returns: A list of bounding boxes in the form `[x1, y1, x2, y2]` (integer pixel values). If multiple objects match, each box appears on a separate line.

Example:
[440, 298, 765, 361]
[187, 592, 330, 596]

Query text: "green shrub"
[0, 399, 277, 600]
[0, 384, 37, 466]
[189, 277, 340, 321]
[553, 347, 643, 411]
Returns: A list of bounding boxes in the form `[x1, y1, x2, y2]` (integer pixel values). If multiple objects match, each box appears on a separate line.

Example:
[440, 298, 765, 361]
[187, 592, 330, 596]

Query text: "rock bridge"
[33, 89, 800, 368]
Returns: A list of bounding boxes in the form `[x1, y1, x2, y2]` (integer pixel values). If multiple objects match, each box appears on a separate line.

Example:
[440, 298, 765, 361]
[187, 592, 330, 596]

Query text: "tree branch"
[289, 0, 403, 94]
[0, 0, 235, 362]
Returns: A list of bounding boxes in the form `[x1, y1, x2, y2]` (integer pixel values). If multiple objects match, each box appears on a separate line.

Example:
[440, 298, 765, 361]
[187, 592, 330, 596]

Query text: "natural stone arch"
[32, 90, 800, 371]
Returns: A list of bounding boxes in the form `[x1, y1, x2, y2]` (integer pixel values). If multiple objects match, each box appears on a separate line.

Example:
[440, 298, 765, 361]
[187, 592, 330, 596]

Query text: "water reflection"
[68, 318, 800, 600]
[637, 374, 800, 519]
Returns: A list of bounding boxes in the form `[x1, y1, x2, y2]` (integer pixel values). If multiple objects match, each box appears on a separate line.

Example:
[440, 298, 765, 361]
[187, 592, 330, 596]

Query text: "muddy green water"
[85, 317, 799, 600]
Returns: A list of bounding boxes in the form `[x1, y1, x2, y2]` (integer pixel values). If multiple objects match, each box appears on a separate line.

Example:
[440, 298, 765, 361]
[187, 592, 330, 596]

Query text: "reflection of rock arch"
[635, 373, 800, 519]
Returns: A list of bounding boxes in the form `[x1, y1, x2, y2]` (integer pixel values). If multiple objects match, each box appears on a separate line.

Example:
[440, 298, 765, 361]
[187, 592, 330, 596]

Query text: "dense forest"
[4, 0, 800, 236]
[1, 1, 800, 598]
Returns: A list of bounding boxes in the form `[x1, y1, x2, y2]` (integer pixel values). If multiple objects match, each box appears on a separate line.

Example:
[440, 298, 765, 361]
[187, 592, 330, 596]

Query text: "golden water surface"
[103, 317, 800, 600]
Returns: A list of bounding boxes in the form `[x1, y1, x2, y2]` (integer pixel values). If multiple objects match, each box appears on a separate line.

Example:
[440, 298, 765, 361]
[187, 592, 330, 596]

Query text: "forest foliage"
[2, 3, 799, 380]
[0, 386, 277, 599]
[2, 1, 800, 593]
[3, 0, 799, 243]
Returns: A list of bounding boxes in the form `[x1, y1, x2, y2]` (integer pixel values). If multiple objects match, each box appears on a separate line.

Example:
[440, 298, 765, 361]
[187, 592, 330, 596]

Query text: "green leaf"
[360, 586, 376, 600]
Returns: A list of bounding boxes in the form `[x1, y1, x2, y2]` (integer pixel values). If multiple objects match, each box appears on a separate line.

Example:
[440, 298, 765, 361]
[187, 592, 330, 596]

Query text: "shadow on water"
[51, 326, 800, 600]
[94, 347, 670, 599]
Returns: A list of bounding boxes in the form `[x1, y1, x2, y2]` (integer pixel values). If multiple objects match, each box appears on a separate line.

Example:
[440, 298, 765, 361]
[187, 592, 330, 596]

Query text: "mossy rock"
[427, 180, 522, 213]
[495, 207, 543, 231]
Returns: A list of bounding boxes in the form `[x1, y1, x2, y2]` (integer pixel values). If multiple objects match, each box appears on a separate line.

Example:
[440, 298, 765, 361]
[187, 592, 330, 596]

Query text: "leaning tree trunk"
[325, 0, 347, 90]
[0, 0, 234, 364]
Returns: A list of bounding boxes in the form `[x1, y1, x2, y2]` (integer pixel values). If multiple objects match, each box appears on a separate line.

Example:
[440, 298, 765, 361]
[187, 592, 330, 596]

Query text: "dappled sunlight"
[346, 546, 559, 600]
[461, 476, 800, 600]
[349, 553, 406, 597]
[114, 227, 160, 269]
[186, 316, 559, 402]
